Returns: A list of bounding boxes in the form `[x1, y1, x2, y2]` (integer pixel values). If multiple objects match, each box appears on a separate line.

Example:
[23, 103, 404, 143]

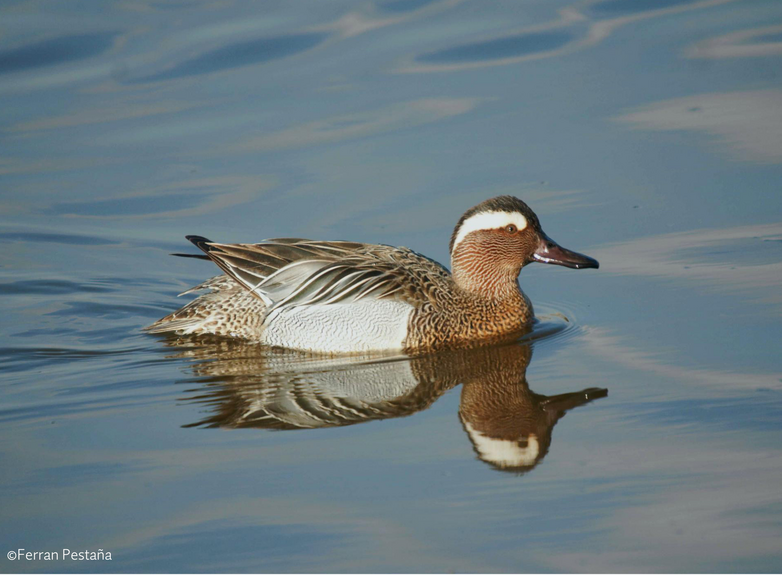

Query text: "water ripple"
[0, 32, 116, 75]
[134, 33, 328, 83]
[0, 345, 148, 375]
[0, 279, 112, 296]
[0, 231, 118, 245]
[44, 192, 197, 217]
[418, 30, 574, 64]
[378, 0, 439, 13]
[589, 0, 696, 16]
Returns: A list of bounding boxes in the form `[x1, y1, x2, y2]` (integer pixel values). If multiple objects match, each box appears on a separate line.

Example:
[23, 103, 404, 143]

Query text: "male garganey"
[146, 196, 598, 353]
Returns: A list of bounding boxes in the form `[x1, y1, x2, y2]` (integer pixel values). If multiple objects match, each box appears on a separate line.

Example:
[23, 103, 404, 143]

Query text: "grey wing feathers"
[188, 237, 448, 312]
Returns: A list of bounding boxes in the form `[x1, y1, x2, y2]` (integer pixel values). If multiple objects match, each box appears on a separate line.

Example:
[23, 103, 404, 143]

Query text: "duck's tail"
[169, 235, 215, 260]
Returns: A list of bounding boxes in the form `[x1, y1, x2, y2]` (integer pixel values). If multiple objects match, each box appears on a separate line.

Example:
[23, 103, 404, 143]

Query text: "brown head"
[449, 196, 598, 298]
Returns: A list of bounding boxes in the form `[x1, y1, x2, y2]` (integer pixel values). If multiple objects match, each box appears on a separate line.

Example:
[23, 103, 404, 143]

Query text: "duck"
[145, 195, 598, 353]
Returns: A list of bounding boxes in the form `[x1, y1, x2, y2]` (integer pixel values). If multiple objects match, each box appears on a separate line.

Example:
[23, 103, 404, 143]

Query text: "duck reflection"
[459, 351, 607, 473]
[168, 336, 606, 473]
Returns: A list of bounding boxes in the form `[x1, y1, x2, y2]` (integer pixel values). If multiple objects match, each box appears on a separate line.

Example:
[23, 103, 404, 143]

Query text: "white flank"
[464, 422, 540, 468]
[261, 299, 413, 353]
[451, 210, 528, 252]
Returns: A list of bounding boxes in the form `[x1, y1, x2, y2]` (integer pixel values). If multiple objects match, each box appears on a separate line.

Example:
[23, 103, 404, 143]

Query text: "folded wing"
[186, 236, 448, 319]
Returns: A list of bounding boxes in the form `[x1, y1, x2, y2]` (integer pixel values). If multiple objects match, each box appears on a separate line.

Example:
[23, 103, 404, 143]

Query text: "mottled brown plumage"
[146, 196, 598, 354]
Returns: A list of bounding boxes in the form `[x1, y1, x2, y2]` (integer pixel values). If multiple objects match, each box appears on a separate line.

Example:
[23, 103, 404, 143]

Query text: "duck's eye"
[506, 224, 517, 234]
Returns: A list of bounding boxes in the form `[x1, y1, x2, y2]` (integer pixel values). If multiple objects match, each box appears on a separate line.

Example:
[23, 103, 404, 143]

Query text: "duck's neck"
[451, 244, 524, 301]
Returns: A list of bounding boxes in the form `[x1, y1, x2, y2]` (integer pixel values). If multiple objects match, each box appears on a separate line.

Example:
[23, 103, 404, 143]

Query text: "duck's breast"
[261, 299, 413, 353]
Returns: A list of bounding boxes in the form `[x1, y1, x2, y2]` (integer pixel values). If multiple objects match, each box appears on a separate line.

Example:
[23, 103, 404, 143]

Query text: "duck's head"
[450, 195, 598, 297]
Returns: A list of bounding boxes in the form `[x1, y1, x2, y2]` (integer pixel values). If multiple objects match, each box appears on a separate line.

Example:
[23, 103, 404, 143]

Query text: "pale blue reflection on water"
[1, 0, 782, 572]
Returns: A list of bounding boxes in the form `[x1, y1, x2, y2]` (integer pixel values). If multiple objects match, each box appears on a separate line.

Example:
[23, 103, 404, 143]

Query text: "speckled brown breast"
[403, 283, 533, 352]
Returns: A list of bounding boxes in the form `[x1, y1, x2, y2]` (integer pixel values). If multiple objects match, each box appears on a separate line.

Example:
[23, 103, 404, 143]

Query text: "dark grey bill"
[532, 234, 599, 269]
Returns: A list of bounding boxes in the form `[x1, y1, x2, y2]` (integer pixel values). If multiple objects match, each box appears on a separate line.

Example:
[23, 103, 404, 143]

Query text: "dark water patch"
[0, 279, 112, 296]
[754, 32, 782, 44]
[0, 32, 116, 75]
[0, 346, 144, 360]
[0, 230, 192, 254]
[44, 192, 196, 217]
[116, 356, 186, 371]
[0, 231, 118, 245]
[57, 373, 174, 396]
[148, 1, 206, 10]
[589, 0, 695, 16]
[11, 323, 152, 347]
[0, 393, 164, 424]
[11, 326, 77, 338]
[417, 30, 573, 64]
[46, 300, 164, 320]
[73, 324, 149, 345]
[134, 33, 327, 83]
[378, 0, 438, 13]
[0, 346, 147, 374]
[84, 275, 173, 290]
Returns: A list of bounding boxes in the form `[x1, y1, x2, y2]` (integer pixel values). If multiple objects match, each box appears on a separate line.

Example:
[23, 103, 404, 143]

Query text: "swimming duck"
[146, 195, 598, 353]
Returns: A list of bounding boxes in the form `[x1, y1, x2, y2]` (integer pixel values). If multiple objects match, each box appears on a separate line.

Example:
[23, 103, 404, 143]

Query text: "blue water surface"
[1, 0, 782, 573]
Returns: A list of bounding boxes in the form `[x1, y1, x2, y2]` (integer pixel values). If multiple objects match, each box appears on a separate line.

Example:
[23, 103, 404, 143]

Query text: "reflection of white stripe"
[464, 422, 540, 467]
[452, 211, 528, 253]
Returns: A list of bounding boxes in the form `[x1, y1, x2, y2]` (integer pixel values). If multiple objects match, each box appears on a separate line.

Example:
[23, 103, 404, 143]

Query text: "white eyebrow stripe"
[452, 210, 528, 252]
[464, 422, 540, 468]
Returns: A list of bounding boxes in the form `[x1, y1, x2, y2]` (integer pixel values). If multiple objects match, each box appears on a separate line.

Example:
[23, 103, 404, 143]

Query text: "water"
[2, 0, 782, 572]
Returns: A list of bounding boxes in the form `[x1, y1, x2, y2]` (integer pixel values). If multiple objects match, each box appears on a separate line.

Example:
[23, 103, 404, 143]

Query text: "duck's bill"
[532, 235, 599, 269]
